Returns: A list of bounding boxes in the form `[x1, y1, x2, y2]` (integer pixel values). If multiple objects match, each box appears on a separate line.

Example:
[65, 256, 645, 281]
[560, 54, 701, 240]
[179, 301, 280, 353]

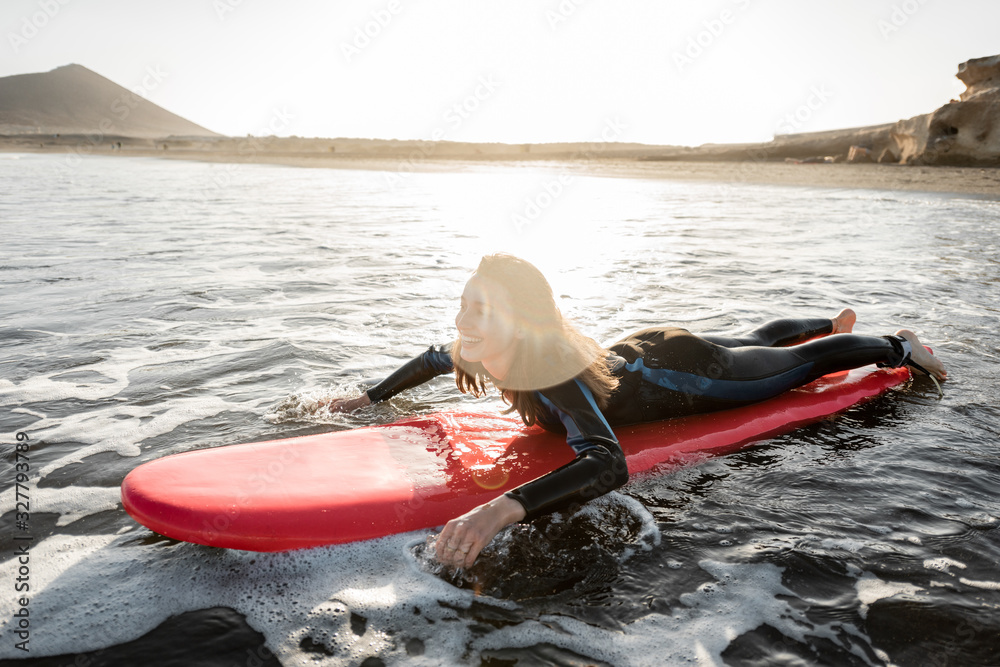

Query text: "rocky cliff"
[890, 54, 1000, 166]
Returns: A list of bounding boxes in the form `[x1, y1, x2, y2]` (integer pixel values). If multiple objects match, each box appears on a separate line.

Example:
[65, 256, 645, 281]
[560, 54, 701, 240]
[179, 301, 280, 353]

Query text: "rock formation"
[641, 53, 1000, 167]
[890, 54, 1000, 166]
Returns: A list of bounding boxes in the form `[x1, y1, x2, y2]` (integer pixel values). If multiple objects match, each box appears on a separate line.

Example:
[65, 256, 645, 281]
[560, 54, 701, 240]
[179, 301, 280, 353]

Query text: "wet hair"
[451, 253, 619, 426]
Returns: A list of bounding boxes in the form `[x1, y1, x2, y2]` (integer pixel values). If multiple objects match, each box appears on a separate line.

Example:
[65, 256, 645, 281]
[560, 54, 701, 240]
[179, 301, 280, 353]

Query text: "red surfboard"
[121, 364, 910, 552]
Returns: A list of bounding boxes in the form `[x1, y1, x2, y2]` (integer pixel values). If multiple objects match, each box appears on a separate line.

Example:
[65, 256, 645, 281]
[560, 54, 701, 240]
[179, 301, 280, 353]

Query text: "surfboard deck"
[121, 364, 910, 552]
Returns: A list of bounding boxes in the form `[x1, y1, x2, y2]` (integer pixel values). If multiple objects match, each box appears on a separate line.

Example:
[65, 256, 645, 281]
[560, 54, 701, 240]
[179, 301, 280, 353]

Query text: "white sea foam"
[11, 407, 47, 419]
[817, 537, 870, 553]
[472, 559, 851, 666]
[32, 395, 233, 477]
[0, 485, 109, 527]
[0, 486, 122, 526]
[0, 528, 844, 666]
[0, 340, 243, 409]
[959, 578, 1000, 590]
[0, 372, 125, 407]
[573, 491, 662, 560]
[965, 513, 999, 529]
[263, 385, 364, 425]
[855, 572, 923, 619]
[923, 557, 967, 574]
[0, 344, 131, 407]
[0, 531, 482, 664]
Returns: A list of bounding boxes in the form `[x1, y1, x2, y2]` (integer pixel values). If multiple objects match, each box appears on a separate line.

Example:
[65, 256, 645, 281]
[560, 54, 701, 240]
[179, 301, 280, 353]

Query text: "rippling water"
[2, 153, 999, 666]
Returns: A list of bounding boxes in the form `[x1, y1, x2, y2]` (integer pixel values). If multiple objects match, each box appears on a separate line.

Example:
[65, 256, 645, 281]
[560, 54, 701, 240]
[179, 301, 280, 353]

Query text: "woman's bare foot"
[895, 329, 948, 381]
[831, 308, 856, 335]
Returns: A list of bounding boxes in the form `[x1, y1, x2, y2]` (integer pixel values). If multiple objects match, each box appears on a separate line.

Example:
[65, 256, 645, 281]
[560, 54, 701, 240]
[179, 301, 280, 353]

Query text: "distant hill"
[0, 64, 220, 138]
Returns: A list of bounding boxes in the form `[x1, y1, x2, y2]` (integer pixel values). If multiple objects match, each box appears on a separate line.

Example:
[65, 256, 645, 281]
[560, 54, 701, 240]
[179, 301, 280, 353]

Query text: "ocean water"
[1, 152, 999, 666]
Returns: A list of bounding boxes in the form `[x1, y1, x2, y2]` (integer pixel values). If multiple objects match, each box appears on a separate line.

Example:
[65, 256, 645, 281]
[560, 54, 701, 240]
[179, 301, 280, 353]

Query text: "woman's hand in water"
[434, 495, 526, 569]
[325, 393, 371, 413]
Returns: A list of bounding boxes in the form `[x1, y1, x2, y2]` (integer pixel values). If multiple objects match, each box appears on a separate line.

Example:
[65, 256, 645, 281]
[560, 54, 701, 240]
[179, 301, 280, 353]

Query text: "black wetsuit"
[365, 319, 913, 521]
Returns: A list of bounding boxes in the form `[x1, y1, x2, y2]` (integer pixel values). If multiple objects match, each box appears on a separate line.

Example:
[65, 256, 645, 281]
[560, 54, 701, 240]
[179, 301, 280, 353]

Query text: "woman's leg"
[702, 308, 856, 348]
[702, 318, 833, 349]
[713, 329, 945, 398]
[725, 334, 898, 385]
[620, 324, 944, 421]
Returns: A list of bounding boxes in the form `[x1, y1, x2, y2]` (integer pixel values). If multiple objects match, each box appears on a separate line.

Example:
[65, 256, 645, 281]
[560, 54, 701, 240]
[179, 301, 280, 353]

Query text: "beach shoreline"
[5, 143, 1000, 198]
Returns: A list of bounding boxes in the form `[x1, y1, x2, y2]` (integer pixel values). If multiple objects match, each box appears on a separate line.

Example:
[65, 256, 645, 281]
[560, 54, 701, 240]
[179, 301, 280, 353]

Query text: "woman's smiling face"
[455, 274, 521, 380]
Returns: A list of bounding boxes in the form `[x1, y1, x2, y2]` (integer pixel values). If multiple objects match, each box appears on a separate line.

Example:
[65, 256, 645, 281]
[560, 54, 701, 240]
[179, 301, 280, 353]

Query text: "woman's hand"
[325, 393, 371, 413]
[433, 495, 526, 569]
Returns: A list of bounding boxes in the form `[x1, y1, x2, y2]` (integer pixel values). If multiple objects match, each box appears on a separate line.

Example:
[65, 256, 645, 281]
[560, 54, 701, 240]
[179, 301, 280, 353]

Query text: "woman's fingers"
[431, 497, 526, 568]
[326, 393, 373, 413]
[433, 505, 508, 568]
[326, 396, 361, 412]
[455, 539, 483, 569]
[434, 520, 467, 565]
[436, 525, 483, 568]
[440, 520, 482, 568]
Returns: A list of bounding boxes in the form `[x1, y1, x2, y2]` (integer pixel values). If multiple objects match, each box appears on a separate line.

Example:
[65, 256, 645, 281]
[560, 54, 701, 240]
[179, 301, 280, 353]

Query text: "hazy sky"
[3, 0, 998, 145]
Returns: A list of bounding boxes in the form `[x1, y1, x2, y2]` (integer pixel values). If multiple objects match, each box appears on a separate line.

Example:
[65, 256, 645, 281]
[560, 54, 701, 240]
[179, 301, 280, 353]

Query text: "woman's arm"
[504, 379, 628, 520]
[434, 378, 628, 568]
[328, 343, 454, 411]
[504, 444, 628, 520]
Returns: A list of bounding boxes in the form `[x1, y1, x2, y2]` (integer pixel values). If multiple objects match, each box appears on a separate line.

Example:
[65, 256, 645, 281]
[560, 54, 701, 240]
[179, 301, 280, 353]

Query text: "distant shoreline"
[6, 55, 997, 199]
[4, 137, 999, 198]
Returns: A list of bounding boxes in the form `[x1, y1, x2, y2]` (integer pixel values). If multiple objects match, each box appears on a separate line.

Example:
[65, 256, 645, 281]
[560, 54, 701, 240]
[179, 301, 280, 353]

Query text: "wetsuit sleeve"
[365, 344, 455, 404]
[504, 379, 629, 522]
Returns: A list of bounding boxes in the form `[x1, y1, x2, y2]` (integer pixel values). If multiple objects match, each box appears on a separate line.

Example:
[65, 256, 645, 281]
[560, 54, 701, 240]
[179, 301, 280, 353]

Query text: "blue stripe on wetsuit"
[536, 379, 619, 455]
[621, 356, 815, 402]
[507, 378, 628, 521]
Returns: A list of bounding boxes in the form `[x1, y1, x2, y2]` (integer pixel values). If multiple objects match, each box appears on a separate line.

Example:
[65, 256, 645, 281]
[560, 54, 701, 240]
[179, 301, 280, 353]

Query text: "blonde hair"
[451, 254, 619, 426]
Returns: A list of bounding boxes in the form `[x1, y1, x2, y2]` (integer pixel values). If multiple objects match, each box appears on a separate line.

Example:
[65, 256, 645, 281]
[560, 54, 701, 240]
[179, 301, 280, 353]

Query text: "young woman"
[329, 254, 946, 569]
